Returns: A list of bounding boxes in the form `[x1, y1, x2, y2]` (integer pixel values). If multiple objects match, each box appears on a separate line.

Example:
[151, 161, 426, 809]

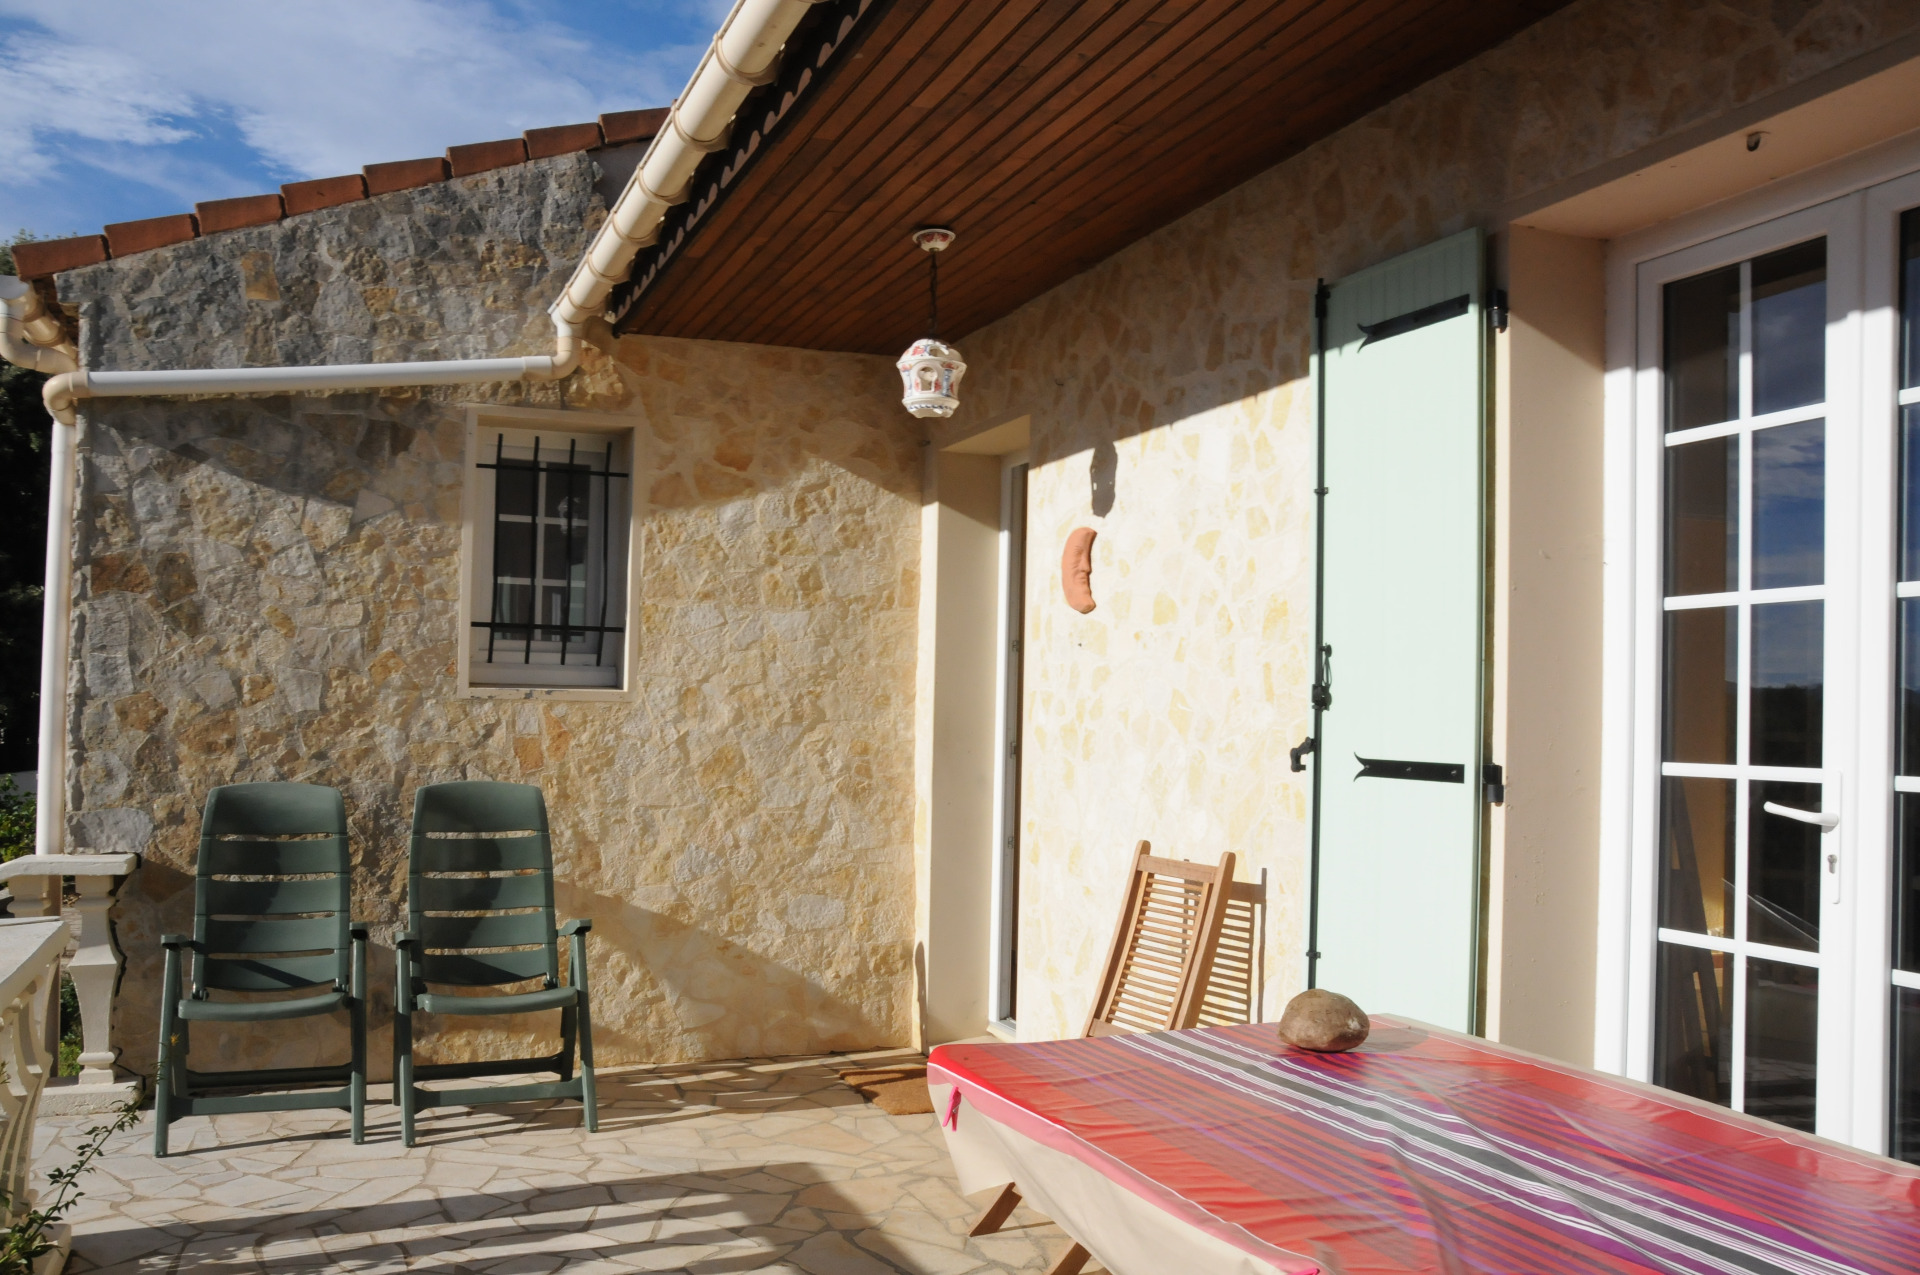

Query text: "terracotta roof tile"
[195, 193, 285, 234]
[13, 111, 660, 277]
[281, 174, 367, 216]
[105, 214, 199, 257]
[525, 123, 603, 159]
[447, 138, 528, 177]
[12, 235, 109, 279]
[364, 157, 451, 195]
[599, 108, 667, 145]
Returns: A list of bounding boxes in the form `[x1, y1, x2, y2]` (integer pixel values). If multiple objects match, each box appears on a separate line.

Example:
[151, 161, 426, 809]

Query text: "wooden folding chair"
[970, 841, 1239, 1272]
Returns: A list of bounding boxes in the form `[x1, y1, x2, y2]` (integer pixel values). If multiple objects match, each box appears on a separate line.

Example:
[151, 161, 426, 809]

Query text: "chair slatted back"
[1083, 841, 1237, 1038]
[1195, 875, 1268, 1028]
[407, 781, 558, 988]
[194, 783, 351, 996]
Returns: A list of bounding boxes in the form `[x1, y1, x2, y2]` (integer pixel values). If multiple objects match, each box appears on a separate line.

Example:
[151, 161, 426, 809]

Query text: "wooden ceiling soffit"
[605, 0, 884, 330]
[616, 0, 1573, 354]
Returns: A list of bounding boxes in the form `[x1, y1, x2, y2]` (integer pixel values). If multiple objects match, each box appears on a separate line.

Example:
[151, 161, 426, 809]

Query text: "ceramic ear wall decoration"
[1062, 527, 1097, 613]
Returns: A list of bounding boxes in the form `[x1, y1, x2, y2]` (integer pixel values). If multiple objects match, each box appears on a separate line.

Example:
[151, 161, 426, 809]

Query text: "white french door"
[1631, 172, 1920, 1159]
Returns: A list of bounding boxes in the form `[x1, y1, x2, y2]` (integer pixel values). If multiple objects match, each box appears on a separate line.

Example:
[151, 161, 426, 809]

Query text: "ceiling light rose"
[899, 227, 966, 419]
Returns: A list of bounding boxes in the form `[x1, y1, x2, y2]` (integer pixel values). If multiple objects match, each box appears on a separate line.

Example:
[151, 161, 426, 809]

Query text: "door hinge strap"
[1354, 755, 1464, 784]
[1484, 763, 1505, 805]
[1290, 736, 1316, 773]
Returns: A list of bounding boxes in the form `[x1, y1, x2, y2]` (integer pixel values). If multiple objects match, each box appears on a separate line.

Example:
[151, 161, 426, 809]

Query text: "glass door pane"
[1655, 239, 1829, 1133]
[1890, 208, 1920, 1162]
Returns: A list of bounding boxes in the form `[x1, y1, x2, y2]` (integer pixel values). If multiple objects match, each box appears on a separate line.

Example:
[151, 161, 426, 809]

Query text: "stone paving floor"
[33, 1052, 1099, 1274]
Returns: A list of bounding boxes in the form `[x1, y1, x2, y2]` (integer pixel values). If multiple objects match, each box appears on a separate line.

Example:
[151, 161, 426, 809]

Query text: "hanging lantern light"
[898, 227, 966, 419]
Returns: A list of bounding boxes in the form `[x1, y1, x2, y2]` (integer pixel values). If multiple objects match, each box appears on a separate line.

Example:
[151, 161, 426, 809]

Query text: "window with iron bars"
[467, 424, 632, 690]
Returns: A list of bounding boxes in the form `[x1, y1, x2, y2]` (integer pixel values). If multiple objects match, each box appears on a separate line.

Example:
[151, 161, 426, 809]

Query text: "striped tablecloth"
[927, 1021, 1920, 1275]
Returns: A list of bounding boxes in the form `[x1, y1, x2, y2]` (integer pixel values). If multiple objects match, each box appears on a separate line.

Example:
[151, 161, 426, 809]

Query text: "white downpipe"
[33, 419, 73, 860]
[4, 0, 828, 852]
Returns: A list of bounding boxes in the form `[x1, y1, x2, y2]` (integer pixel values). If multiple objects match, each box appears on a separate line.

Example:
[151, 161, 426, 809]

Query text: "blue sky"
[0, 1, 723, 240]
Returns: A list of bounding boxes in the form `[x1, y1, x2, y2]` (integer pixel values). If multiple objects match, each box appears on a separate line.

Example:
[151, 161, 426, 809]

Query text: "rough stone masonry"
[55, 151, 922, 1082]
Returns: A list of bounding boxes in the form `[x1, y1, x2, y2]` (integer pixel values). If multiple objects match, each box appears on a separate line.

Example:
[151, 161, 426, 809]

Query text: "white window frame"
[459, 405, 641, 700]
[1599, 127, 1920, 1154]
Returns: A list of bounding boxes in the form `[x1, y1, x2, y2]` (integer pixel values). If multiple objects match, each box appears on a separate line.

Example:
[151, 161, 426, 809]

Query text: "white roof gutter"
[4, 0, 829, 853]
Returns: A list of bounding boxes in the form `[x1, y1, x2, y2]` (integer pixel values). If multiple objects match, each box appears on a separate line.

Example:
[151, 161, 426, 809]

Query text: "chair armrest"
[349, 923, 370, 941]
[559, 918, 591, 937]
[394, 929, 419, 949]
[160, 933, 203, 951]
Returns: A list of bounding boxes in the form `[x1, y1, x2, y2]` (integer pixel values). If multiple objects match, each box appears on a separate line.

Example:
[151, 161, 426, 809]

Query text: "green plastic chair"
[394, 781, 596, 1145]
[156, 782, 367, 1156]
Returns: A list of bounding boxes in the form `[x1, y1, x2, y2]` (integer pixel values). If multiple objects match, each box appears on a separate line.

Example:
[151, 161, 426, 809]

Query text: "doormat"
[837, 1062, 932, 1115]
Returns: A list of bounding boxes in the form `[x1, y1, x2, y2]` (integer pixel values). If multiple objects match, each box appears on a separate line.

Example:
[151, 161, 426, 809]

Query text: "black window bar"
[473, 433, 630, 667]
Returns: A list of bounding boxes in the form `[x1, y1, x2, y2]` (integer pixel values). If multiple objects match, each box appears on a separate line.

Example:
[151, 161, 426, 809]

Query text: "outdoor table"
[927, 1019, 1920, 1275]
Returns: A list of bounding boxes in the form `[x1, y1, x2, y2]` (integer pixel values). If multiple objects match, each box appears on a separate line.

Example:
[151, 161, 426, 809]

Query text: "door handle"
[1761, 802, 1839, 830]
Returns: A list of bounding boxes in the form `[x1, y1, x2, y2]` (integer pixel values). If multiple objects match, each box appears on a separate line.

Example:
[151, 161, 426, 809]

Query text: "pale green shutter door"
[1310, 229, 1488, 1034]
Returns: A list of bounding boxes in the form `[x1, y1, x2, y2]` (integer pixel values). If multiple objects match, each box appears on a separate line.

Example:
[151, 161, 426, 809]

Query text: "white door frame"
[1599, 130, 1920, 1153]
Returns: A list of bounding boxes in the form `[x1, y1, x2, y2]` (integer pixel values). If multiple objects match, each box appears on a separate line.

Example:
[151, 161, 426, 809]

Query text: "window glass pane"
[1664, 265, 1739, 432]
[1659, 777, 1733, 938]
[1748, 780, 1822, 951]
[1654, 942, 1729, 1108]
[1902, 405, 1920, 581]
[1902, 208, 1920, 391]
[492, 582, 531, 636]
[1750, 239, 1826, 416]
[1664, 436, 1737, 596]
[542, 525, 589, 581]
[1663, 608, 1736, 763]
[1894, 987, 1920, 1165]
[493, 521, 533, 581]
[1751, 419, 1823, 589]
[1899, 600, 1920, 776]
[496, 460, 535, 518]
[1745, 957, 1817, 1132]
[1897, 795, 1920, 974]
[1751, 600, 1823, 768]
[543, 462, 590, 520]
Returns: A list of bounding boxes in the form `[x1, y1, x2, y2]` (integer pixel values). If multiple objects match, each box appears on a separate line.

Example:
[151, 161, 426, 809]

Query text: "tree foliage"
[0, 236, 51, 775]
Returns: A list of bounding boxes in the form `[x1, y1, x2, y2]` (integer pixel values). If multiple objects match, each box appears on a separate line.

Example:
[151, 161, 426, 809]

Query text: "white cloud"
[0, 0, 708, 229]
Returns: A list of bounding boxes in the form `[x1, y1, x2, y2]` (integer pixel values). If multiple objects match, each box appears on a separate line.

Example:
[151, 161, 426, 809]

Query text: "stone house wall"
[938, 0, 1920, 1045]
[59, 154, 922, 1079]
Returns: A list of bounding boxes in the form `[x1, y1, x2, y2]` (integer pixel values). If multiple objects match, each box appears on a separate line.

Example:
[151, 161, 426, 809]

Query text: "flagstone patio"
[34, 1052, 1093, 1275]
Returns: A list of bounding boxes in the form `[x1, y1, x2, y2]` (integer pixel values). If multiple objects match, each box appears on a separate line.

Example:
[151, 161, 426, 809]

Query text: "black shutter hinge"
[1310, 643, 1332, 712]
[1489, 289, 1509, 333]
[1289, 736, 1316, 773]
[1314, 280, 1330, 319]
[1483, 763, 1506, 805]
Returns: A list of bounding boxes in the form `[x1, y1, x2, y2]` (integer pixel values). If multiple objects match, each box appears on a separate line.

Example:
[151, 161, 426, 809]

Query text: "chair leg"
[154, 948, 182, 1158]
[349, 936, 367, 1144]
[1046, 1243, 1091, 1275]
[557, 1003, 577, 1084]
[969, 1183, 1022, 1237]
[575, 994, 597, 1133]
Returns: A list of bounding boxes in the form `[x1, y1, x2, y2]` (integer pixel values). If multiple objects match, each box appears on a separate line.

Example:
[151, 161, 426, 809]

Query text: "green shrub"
[0, 777, 31, 864]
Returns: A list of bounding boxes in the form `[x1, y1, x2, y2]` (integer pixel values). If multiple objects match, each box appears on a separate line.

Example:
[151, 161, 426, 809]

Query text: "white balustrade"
[0, 857, 140, 1114]
[0, 917, 73, 1270]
